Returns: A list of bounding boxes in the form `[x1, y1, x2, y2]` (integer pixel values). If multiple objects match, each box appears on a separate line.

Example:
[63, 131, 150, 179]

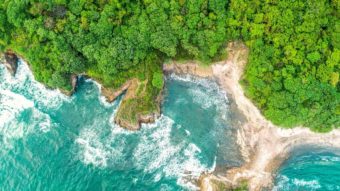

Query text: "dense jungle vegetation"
[0, 0, 339, 131]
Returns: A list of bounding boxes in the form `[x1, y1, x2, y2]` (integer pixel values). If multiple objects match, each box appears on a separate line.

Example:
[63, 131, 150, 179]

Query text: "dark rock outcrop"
[70, 74, 78, 93]
[1, 51, 18, 76]
[60, 74, 78, 96]
[114, 113, 159, 131]
[138, 113, 158, 124]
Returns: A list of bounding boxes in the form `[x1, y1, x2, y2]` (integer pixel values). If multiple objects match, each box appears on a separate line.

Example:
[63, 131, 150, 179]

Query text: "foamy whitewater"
[0, 61, 242, 190]
[273, 146, 340, 191]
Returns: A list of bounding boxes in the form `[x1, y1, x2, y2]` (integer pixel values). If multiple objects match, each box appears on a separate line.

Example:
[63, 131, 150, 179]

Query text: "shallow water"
[0, 61, 242, 190]
[273, 146, 340, 191]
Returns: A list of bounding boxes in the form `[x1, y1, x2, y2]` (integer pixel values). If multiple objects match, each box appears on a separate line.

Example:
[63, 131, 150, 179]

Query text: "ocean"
[0, 61, 242, 191]
[273, 146, 340, 191]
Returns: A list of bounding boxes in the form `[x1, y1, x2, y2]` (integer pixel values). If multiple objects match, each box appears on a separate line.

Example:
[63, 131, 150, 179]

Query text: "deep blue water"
[0, 61, 242, 191]
[273, 146, 340, 191]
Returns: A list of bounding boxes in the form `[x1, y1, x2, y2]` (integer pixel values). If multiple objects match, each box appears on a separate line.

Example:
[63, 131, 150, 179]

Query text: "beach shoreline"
[164, 42, 340, 191]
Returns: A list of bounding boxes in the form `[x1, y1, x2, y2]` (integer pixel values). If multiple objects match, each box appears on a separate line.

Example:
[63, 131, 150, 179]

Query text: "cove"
[0, 61, 242, 191]
[273, 146, 340, 191]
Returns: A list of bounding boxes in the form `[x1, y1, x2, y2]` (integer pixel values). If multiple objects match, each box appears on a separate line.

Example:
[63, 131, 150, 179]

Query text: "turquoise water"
[0, 61, 242, 191]
[273, 146, 340, 191]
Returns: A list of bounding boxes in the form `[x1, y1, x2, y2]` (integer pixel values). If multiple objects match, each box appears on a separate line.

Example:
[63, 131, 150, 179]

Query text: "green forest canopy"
[0, 0, 339, 132]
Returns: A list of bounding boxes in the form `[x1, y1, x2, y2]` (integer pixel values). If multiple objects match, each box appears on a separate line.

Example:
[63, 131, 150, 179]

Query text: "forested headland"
[0, 0, 338, 131]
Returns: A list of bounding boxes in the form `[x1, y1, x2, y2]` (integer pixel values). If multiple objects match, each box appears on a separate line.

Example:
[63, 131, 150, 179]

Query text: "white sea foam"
[272, 175, 290, 191]
[0, 61, 60, 150]
[169, 73, 230, 121]
[185, 129, 191, 136]
[188, 85, 229, 115]
[167, 73, 226, 95]
[89, 79, 115, 108]
[167, 73, 197, 83]
[0, 90, 53, 148]
[75, 128, 110, 167]
[135, 115, 208, 190]
[76, 114, 209, 190]
[0, 90, 34, 127]
[292, 178, 321, 189]
[0, 60, 69, 110]
[76, 118, 126, 168]
[319, 155, 340, 162]
[134, 116, 180, 172]
[272, 175, 322, 191]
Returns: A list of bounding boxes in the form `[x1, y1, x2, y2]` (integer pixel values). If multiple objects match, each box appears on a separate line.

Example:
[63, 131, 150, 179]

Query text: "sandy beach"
[164, 42, 340, 191]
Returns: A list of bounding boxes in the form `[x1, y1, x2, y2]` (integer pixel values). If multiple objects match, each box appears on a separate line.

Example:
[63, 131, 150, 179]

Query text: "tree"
[152, 72, 163, 89]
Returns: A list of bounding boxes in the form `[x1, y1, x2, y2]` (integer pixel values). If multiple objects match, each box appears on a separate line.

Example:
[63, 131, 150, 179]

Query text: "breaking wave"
[273, 147, 340, 191]
[167, 74, 229, 120]
[0, 60, 69, 110]
[75, 115, 211, 190]
[273, 175, 321, 191]
[0, 61, 62, 149]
